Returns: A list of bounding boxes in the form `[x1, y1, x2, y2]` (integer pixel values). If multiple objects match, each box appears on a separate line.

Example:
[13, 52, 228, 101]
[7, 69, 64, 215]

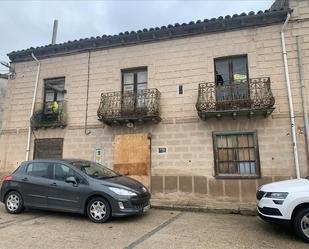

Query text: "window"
[214, 55, 249, 105]
[44, 77, 65, 115]
[121, 68, 148, 111]
[52, 163, 85, 184]
[122, 68, 147, 92]
[26, 162, 50, 178]
[214, 55, 248, 85]
[213, 131, 260, 178]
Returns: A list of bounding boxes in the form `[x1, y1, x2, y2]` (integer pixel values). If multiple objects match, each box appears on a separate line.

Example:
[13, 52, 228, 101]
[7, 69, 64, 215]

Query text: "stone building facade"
[0, 76, 8, 135]
[0, 0, 309, 211]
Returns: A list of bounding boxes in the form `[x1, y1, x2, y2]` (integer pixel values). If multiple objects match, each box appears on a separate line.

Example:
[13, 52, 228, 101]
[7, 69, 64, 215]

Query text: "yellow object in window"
[234, 74, 247, 81]
[52, 101, 59, 113]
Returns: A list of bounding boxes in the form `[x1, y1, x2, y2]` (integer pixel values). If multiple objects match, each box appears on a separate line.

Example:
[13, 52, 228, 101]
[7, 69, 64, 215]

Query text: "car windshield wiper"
[96, 175, 120, 179]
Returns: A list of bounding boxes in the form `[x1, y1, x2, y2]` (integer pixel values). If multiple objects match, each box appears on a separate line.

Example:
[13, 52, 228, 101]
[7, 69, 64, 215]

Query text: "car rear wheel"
[86, 197, 111, 223]
[5, 191, 24, 214]
[293, 208, 309, 243]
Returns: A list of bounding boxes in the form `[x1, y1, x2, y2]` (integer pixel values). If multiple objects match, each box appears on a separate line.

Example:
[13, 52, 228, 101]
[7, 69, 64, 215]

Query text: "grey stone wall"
[0, 78, 7, 129]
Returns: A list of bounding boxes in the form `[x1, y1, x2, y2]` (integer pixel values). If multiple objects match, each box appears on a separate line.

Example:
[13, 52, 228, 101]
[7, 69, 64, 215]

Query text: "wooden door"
[114, 134, 151, 189]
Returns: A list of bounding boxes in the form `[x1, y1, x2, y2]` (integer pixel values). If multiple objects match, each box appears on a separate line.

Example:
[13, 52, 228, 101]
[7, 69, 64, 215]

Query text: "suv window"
[53, 163, 85, 184]
[26, 162, 50, 178]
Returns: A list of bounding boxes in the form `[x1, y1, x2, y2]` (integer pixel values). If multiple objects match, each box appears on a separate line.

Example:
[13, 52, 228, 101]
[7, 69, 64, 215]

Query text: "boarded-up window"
[34, 138, 63, 159]
[213, 131, 260, 178]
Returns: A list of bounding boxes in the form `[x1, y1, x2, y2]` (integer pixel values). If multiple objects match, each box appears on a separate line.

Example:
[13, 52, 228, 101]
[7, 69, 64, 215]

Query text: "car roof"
[25, 158, 91, 164]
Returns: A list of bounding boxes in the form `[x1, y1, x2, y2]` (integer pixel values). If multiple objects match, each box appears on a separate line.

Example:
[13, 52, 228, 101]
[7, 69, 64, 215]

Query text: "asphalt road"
[0, 204, 307, 249]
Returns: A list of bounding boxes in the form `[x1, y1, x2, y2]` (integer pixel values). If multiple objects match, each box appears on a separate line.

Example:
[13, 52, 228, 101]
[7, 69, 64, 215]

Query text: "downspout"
[296, 36, 309, 166]
[26, 53, 40, 160]
[84, 50, 91, 135]
[280, 12, 301, 179]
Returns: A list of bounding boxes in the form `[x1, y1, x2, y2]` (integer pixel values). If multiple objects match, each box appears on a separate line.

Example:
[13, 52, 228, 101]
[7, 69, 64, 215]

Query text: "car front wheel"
[5, 191, 24, 214]
[86, 197, 111, 223]
[293, 207, 309, 243]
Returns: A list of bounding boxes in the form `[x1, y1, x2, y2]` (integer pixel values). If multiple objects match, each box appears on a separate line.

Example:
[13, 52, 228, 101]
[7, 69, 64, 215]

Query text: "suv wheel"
[86, 197, 111, 223]
[5, 191, 24, 214]
[293, 208, 309, 243]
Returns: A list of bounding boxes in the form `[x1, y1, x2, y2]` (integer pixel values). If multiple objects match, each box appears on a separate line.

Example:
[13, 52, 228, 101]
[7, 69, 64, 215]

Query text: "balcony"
[196, 77, 275, 120]
[31, 101, 67, 129]
[97, 88, 161, 125]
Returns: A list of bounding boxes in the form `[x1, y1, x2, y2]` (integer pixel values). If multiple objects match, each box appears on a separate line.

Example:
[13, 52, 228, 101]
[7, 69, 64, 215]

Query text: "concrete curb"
[151, 204, 257, 216]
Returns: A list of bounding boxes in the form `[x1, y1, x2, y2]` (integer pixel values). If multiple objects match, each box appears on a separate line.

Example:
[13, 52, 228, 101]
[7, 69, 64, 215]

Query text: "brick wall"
[0, 0, 308, 209]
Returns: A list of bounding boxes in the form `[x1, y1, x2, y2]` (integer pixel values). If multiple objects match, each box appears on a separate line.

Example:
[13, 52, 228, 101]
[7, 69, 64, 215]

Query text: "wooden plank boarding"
[114, 134, 151, 189]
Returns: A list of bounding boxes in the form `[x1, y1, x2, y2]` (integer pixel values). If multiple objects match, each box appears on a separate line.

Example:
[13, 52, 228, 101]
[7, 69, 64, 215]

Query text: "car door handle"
[50, 182, 57, 186]
[22, 177, 29, 182]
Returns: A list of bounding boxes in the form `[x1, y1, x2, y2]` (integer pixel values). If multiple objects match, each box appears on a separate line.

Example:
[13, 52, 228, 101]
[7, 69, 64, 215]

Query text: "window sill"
[214, 174, 261, 179]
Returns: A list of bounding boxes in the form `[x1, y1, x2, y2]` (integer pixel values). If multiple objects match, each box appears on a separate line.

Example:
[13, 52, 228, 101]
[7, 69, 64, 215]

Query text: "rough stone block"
[151, 176, 163, 193]
[224, 180, 240, 199]
[241, 180, 257, 202]
[179, 176, 192, 193]
[165, 176, 177, 193]
[209, 178, 224, 197]
[194, 176, 207, 194]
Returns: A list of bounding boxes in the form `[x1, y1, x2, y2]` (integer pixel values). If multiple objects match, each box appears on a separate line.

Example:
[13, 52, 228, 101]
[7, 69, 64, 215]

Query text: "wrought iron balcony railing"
[196, 77, 275, 120]
[97, 88, 161, 125]
[31, 100, 67, 129]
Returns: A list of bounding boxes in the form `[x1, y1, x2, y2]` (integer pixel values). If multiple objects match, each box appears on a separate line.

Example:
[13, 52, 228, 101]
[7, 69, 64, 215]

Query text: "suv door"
[47, 163, 88, 212]
[19, 162, 52, 208]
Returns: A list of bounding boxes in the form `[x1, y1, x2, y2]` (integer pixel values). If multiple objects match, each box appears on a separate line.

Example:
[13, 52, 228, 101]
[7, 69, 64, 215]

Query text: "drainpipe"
[280, 12, 301, 179]
[296, 36, 309, 166]
[84, 50, 91, 135]
[26, 53, 40, 160]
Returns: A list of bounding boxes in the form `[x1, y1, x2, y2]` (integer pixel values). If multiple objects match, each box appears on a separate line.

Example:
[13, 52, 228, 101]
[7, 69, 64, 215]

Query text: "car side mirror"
[65, 176, 78, 186]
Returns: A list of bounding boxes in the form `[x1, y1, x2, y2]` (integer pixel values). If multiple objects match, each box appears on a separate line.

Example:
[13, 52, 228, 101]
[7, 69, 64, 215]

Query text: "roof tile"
[8, 5, 290, 63]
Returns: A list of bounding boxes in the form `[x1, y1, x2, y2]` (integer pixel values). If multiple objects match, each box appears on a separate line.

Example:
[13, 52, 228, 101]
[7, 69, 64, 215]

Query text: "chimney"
[51, 19, 58, 45]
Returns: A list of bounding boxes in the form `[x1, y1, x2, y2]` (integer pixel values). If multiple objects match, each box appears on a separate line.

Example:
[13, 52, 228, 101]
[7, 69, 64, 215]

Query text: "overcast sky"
[0, 0, 274, 72]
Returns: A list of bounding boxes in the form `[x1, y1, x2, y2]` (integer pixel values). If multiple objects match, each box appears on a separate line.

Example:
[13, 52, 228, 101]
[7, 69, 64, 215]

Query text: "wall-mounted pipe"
[280, 13, 301, 179]
[296, 35, 309, 164]
[84, 50, 91, 135]
[26, 53, 40, 160]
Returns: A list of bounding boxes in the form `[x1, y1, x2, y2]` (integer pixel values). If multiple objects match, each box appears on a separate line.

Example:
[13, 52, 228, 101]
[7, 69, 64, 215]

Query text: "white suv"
[257, 178, 309, 243]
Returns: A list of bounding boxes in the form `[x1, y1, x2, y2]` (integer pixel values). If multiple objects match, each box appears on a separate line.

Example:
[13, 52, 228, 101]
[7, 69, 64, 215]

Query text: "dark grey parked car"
[0, 159, 150, 223]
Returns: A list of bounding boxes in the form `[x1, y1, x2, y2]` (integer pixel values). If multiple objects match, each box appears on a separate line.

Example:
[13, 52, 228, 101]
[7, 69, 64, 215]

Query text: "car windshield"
[70, 161, 119, 179]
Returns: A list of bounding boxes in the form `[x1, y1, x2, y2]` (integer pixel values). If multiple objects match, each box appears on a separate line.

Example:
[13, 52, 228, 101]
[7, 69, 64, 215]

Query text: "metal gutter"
[296, 35, 309, 164]
[280, 12, 301, 179]
[26, 53, 40, 161]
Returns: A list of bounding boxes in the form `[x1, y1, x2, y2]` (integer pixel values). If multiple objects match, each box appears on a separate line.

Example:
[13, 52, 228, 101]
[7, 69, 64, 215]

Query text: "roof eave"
[8, 9, 289, 63]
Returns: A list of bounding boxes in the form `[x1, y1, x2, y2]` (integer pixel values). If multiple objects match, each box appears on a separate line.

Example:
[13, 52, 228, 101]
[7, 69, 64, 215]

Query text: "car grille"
[132, 201, 148, 209]
[131, 196, 149, 209]
[256, 190, 266, 200]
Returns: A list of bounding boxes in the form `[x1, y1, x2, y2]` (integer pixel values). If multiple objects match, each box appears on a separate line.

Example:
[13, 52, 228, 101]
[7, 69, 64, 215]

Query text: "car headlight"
[109, 187, 137, 196]
[265, 192, 288, 199]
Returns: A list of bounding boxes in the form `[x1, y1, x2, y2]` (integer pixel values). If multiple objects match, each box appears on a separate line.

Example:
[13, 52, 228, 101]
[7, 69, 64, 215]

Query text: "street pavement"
[0, 204, 307, 249]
